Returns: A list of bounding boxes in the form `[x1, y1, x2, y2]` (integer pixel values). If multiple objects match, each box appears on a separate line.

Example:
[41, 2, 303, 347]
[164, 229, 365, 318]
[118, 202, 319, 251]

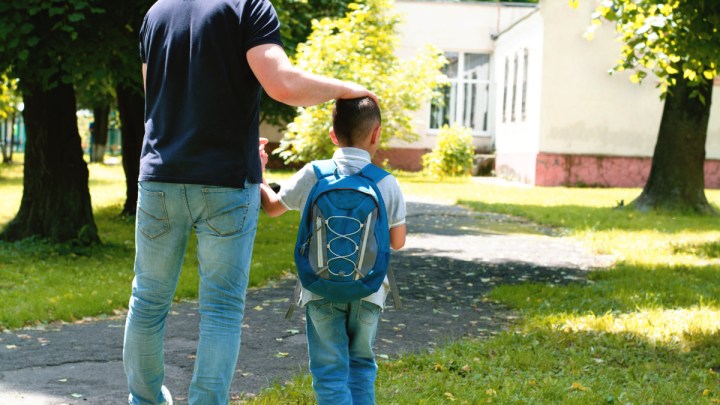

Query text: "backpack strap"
[359, 163, 402, 308]
[358, 163, 390, 184]
[387, 266, 402, 309]
[285, 279, 303, 320]
[311, 159, 338, 180]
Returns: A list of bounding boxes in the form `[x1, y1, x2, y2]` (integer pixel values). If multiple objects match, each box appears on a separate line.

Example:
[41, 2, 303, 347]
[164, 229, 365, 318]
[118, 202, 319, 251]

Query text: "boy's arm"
[258, 137, 287, 217]
[260, 181, 288, 217]
[384, 175, 406, 250]
[390, 224, 406, 250]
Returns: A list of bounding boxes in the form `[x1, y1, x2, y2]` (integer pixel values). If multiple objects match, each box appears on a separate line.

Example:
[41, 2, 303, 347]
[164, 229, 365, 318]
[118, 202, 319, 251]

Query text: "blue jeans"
[305, 299, 381, 405]
[123, 181, 260, 405]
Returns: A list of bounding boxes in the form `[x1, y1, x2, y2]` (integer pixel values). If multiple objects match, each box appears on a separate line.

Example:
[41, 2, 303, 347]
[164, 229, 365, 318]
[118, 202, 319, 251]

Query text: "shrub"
[422, 124, 475, 177]
[274, 0, 447, 164]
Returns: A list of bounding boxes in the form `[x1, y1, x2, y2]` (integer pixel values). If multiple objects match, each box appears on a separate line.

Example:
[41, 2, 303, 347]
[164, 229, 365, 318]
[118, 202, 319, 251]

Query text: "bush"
[274, 0, 447, 164]
[422, 124, 475, 177]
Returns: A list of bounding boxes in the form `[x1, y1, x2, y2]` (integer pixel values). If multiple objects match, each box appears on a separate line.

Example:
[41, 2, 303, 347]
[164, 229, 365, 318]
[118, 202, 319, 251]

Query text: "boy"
[259, 97, 406, 405]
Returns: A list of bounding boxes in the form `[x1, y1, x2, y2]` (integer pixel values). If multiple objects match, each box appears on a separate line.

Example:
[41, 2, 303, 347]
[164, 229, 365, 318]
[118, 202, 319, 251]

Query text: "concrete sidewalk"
[0, 198, 613, 404]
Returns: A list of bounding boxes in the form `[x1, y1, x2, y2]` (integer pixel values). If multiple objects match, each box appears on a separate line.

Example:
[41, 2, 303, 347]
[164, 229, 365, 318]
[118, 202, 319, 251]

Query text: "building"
[491, 0, 720, 188]
[264, 0, 720, 188]
[378, 0, 537, 170]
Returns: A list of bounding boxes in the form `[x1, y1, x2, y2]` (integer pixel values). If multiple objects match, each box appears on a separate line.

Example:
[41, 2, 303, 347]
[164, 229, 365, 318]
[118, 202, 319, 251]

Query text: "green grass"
[0, 161, 298, 329]
[5, 162, 720, 403]
[244, 173, 720, 404]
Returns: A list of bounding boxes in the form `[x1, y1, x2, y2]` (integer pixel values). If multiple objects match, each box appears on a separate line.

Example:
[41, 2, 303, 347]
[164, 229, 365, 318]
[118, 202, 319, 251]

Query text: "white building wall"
[492, 10, 543, 183]
[538, 0, 720, 159]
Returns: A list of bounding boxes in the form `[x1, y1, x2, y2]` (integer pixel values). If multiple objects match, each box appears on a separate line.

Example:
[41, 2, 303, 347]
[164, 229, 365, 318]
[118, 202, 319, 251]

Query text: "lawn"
[247, 174, 720, 404]
[3, 162, 720, 403]
[0, 158, 298, 329]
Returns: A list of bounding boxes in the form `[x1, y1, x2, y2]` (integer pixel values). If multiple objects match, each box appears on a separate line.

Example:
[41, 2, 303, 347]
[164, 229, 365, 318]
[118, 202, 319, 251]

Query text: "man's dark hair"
[332, 97, 381, 147]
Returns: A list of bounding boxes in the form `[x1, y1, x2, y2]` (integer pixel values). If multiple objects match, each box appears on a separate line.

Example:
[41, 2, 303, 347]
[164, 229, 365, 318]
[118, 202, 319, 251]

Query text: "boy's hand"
[259, 137, 269, 173]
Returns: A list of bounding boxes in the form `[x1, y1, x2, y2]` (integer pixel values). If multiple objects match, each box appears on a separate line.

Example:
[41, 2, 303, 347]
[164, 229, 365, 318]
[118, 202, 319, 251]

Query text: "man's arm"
[142, 63, 147, 93]
[247, 44, 377, 107]
[390, 224, 406, 250]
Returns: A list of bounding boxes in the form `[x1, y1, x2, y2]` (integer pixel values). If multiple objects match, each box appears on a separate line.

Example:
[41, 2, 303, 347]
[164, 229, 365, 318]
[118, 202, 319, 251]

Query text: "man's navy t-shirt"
[139, 0, 283, 188]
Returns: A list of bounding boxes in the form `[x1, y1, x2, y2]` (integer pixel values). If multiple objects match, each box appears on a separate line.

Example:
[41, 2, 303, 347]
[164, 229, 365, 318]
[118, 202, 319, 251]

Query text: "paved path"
[0, 198, 613, 404]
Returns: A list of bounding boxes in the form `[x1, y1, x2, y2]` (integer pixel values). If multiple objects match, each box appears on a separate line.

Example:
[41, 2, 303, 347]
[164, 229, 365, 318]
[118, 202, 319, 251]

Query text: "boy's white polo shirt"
[277, 147, 406, 309]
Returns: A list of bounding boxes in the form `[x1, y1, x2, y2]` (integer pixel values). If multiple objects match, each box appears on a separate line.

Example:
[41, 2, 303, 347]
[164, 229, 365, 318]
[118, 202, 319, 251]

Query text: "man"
[123, 1, 377, 404]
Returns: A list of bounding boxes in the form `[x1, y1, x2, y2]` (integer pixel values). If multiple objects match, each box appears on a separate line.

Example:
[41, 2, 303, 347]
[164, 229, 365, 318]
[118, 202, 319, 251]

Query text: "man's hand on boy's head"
[338, 82, 379, 107]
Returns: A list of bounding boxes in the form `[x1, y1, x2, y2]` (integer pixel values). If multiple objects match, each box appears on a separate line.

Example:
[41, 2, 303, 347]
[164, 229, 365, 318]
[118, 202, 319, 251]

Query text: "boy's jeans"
[306, 299, 381, 405]
[124, 181, 259, 405]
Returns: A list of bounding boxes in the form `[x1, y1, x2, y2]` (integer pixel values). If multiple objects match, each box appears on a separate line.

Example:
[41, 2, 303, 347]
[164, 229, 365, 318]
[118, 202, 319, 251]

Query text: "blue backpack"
[294, 159, 392, 304]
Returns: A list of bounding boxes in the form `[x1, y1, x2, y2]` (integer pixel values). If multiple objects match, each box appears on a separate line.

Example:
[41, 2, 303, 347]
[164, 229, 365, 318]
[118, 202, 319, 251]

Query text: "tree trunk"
[116, 84, 144, 216]
[630, 73, 716, 214]
[1, 81, 100, 244]
[91, 105, 110, 163]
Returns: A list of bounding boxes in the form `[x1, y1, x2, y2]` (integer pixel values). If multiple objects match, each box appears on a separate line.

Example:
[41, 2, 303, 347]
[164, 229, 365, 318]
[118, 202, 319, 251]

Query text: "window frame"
[428, 51, 492, 137]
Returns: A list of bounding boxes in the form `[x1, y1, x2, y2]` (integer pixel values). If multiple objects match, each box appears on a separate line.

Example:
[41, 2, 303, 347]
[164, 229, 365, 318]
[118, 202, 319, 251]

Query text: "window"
[430, 52, 491, 135]
[522, 49, 529, 121]
[511, 52, 518, 122]
[502, 57, 509, 123]
[502, 49, 530, 124]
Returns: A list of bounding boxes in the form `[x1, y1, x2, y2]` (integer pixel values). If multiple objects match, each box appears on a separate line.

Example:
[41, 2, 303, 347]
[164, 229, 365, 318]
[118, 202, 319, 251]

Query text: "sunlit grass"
[558, 306, 720, 350]
[0, 156, 23, 225]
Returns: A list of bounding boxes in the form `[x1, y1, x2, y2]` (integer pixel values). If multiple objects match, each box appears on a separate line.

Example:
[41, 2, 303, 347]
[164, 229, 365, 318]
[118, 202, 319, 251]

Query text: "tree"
[67, 0, 153, 216]
[0, 1, 102, 243]
[0, 73, 21, 164]
[116, 82, 145, 216]
[579, 0, 720, 213]
[76, 75, 116, 163]
[104, 0, 153, 216]
[275, 0, 447, 164]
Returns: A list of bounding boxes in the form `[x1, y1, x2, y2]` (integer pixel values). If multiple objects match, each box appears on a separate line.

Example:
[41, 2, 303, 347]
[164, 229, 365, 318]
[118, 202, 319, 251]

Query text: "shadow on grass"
[674, 240, 720, 259]
[489, 261, 720, 318]
[461, 200, 720, 234]
[0, 175, 22, 187]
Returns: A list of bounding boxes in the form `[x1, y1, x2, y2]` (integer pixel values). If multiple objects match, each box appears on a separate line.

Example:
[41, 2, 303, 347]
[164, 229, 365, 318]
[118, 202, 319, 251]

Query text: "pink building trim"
[375, 148, 429, 172]
[533, 153, 720, 189]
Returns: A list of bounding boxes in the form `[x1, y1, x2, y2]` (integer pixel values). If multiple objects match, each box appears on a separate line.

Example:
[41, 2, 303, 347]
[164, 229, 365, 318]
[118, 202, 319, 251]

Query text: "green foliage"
[261, 0, 354, 126]
[578, 0, 720, 100]
[421, 124, 475, 178]
[0, 0, 151, 103]
[0, 73, 21, 120]
[0, 0, 108, 90]
[76, 74, 116, 111]
[275, 0, 447, 164]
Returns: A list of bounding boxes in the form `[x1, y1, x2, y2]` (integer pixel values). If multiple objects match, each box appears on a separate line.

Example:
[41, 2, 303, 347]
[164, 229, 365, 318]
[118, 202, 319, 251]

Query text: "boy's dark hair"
[332, 97, 381, 147]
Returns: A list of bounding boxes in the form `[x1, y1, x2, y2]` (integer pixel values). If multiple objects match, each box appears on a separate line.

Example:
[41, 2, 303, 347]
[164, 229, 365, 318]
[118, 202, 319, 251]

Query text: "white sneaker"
[161, 385, 173, 405]
[127, 386, 173, 405]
